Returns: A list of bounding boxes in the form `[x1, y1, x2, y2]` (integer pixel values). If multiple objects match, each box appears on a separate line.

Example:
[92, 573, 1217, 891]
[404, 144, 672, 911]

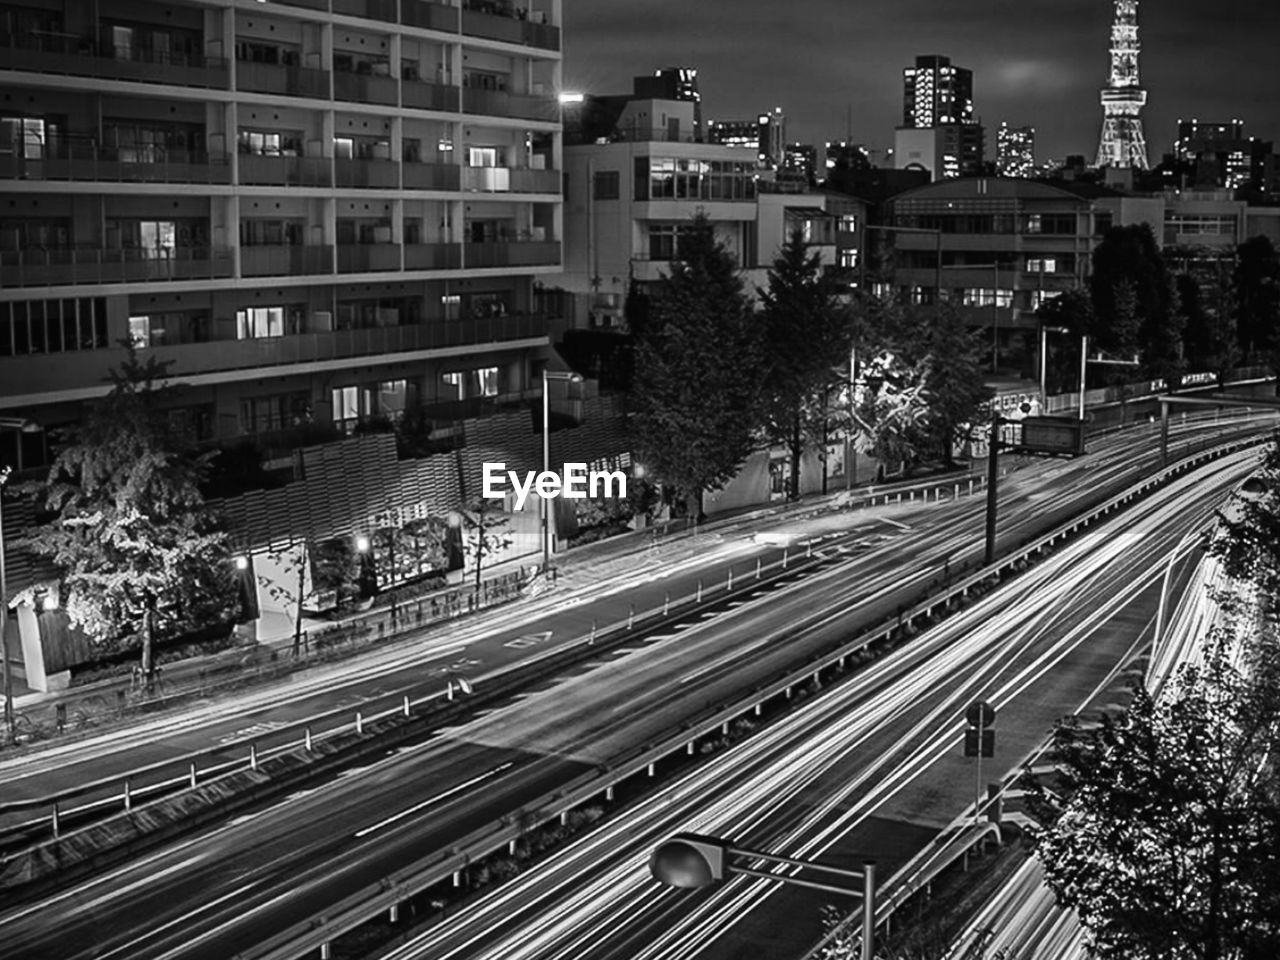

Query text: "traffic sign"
[1018, 417, 1086, 456]
[964, 728, 995, 758]
[965, 700, 997, 729]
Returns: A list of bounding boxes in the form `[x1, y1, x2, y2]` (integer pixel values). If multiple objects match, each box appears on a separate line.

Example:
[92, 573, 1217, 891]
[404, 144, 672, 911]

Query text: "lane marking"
[879, 517, 911, 530]
[503, 631, 553, 649]
[354, 762, 514, 837]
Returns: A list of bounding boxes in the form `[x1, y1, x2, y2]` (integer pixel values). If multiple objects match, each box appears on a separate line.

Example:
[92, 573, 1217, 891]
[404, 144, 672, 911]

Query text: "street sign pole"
[985, 413, 1001, 566]
[964, 700, 997, 825]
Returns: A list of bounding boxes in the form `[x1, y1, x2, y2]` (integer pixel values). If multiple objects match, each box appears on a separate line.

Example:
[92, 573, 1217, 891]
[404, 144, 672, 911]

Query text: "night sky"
[563, 0, 1280, 165]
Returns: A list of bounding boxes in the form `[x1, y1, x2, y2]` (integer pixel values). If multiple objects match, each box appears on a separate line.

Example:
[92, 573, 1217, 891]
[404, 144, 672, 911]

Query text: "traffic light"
[649, 833, 731, 888]
[964, 699, 996, 758]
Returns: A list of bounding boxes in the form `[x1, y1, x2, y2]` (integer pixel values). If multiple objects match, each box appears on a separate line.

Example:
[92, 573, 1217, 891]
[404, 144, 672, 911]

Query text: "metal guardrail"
[242, 425, 1272, 960]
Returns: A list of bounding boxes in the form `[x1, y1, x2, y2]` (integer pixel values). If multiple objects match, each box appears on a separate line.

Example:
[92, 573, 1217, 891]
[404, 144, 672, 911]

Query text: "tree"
[1178, 272, 1239, 388]
[1232, 235, 1280, 382]
[628, 213, 764, 516]
[1211, 433, 1280, 596]
[759, 227, 851, 500]
[1090, 224, 1175, 374]
[852, 349, 932, 476]
[454, 498, 511, 599]
[1031, 634, 1280, 960]
[915, 303, 991, 467]
[16, 348, 232, 685]
[257, 542, 319, 657]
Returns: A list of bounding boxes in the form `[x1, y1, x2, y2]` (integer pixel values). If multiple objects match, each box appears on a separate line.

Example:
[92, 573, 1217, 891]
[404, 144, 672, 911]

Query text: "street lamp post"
[0, 416, 43, 745]
[651, 833, 877, 960]
[541, 369, 583, 576]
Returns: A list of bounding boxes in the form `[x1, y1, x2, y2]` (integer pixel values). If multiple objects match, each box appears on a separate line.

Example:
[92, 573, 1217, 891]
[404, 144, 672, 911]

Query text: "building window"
[0, 298, 107, 357]
[647, 223, 699, 261]
[129, 315, 151, 348]
[331, 385, 365, 431]
[1026, 257, 1057, 274]
[1031, 290, 1062, 310]
[236, 306, 285, 340]
[442, 367, 499, 400]
[961, 288, 1013, 308]
[240, 393, 309, 434]
[593, 170, 620, 200]
[839, 248, 859, 269]
[377, 379, 411, 419]
[838, 214, 858, 232]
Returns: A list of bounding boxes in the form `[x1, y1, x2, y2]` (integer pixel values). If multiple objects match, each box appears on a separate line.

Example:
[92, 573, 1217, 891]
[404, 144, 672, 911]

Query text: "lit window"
[236, 306, 285, 340]
[128, 315, 150, 348]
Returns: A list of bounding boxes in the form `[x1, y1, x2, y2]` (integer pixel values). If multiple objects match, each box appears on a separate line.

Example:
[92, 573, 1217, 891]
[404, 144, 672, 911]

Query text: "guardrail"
[243, 424, 1270, 960]
[3, 416, 1267, 849]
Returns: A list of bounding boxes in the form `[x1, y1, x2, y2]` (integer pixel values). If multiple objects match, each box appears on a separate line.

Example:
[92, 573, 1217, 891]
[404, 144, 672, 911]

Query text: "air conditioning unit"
[312, 311, 333, 332]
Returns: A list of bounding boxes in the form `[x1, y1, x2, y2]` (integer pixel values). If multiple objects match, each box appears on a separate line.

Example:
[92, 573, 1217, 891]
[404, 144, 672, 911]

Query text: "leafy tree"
[16, 348, 232, 685]
[1211, 434, 1280, 597]
[1178, 271, 1239, 388]
[628, 213, 763, 516]
[759, 228, 851, 500]
[916, 303, 991, 467]
[454, 498, 512, 598]
[1232, 235, 1280, 381]
[1090, 224, 1175, 371]
[1031, 634, 1280, 960]
[852, 349, 932, 476]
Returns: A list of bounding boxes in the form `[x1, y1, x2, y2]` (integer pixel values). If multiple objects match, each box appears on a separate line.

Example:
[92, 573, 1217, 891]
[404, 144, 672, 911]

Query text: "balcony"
[0, 32, 231, 88]
[335, 158, 400, 189]
[0, 316, 550, 401]
[403, 161, 461, 190]
[461, 5, 560, 50]
[337, 244, 402, 273]
[0, 246, 234, 287]
[238, 154, 332, 187]
[334, 70, 400, 106]
[463, 240, 560, 268]
[236, 61, 330, 99]
[333, 0, 399, 21]
[462, 88, 558, 123]
[402, 0, 461, 30]
[270, 0, 329, 9]
[240, 244, 334, 277]
[402, 78, 460, 112]
[404, 243, 463, 270]
[0, 148, 231, 185]
[463, 166, 558, 194]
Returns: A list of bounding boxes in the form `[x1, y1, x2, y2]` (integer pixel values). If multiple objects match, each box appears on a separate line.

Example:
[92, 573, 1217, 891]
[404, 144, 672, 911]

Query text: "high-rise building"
[1174, 119, 1271, 191]
[894, 125, 985, 181]
[783, 143, 818, 184]
[996, 123, 1036, 177]
[1096, 0, 1150, 169]
[0, 0, 565, 477]
[707, 107, 785, 168]
[903, 55, 975, 128]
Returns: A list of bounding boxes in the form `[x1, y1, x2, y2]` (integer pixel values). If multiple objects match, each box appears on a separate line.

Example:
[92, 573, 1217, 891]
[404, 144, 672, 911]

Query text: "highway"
[371, 449, 1261, 960]
[0, 418, 1267, 960]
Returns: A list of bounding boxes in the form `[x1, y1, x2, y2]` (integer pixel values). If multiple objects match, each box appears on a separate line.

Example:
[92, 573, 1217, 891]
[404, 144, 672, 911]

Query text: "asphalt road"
[0, 420, 1265, 960]
[375, 450, 1257, 960]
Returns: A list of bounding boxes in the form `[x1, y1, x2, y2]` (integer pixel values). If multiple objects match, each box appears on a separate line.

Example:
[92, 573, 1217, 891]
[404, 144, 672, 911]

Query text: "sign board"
[964, 728, 995, 758]
[1018, 417, 1086, 456]
[965, 700, 997, 729]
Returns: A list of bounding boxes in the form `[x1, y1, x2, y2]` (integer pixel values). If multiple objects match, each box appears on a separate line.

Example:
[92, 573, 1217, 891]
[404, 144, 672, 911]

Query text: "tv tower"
[1095, 0, 1149, 169]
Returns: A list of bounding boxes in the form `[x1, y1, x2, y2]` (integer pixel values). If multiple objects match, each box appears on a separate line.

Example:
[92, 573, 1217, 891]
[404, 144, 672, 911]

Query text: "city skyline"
[564, 0, 1280, 165]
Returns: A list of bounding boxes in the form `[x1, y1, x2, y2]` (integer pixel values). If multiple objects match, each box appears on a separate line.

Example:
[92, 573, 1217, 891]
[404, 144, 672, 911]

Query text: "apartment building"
[0, 0, 564, 473]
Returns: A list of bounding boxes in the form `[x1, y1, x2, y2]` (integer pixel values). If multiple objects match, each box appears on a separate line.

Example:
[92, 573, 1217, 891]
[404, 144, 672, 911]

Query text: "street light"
[0, 417, 41, 746]
[542, 369, 583, 575]
[651, 833, 877, 960]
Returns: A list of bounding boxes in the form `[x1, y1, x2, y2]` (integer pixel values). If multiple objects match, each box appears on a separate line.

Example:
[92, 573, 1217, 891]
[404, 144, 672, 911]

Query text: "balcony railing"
[238, 154, 332, 187]
[236, 61, 331, 99]
[337, 243, 402, 273]
[404, 161, 461, 190]
[461, 5, 560, 50]
[240, 245, 334, 277]
[335, 157, 400, 188]
[463, 240, 560, 268]
[333, 0, 399, 21]
[462, 88, 558, 122]
[0, 315, 550, 398]
[271, 0, 330, 9]
[402, 0, 461, 30]
[0, 32, 230, 88]
[0, 246, 234, 287]
[334, 70, 399, 106]
[463, 166, 559, 194]
[0, 148, 231, 185]
[404, 243, 463, 270]
[402, 78, 460, 112]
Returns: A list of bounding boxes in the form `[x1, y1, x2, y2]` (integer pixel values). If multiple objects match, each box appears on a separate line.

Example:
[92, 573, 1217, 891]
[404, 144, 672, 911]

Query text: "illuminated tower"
[1095, 0, 1149, 169]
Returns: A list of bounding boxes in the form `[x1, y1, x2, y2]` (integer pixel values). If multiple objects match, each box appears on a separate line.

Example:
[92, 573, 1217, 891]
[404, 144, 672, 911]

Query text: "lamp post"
[0, 416, 43, 745]
[541, 369, 583, 575]
[651, 833, 877, 960]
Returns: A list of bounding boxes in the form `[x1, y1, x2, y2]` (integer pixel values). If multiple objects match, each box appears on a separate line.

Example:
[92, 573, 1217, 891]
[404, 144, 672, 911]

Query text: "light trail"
[379, 450, 1259, 960]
